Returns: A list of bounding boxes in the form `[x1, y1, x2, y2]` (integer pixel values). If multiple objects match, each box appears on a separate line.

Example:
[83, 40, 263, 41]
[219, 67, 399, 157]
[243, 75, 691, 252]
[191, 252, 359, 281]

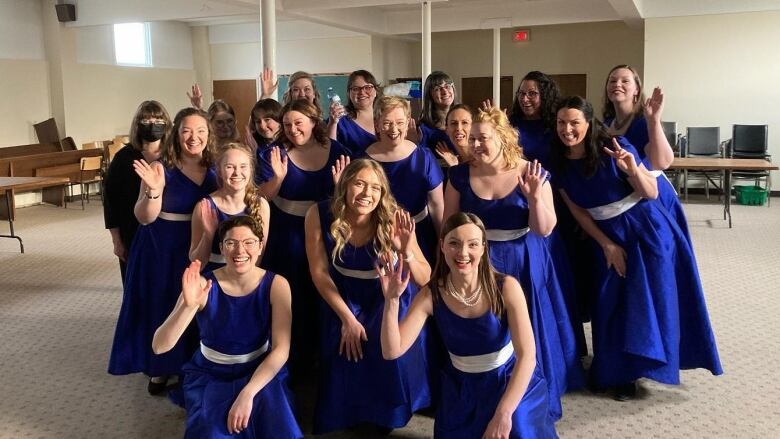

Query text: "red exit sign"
[513, 30, 530, 42]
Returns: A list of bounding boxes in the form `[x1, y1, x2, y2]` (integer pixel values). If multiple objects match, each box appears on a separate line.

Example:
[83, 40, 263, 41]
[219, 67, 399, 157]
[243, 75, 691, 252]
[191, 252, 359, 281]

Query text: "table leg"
[0, 189, 24, 253]
[725, 170, 732, 228]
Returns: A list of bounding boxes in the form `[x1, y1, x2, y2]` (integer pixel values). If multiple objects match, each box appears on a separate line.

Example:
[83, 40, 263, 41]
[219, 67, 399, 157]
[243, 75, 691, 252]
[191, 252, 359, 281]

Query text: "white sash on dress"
[485, 228, 530, 242]
[158, 211, 192, 221]
[200, 340, 269, 365]
[586, 192, 642, 220]
[412, 206, 429, 223]
[333, 253, 398, 280]
[449, 341, 515, 373]
[272, 195, 314, 217]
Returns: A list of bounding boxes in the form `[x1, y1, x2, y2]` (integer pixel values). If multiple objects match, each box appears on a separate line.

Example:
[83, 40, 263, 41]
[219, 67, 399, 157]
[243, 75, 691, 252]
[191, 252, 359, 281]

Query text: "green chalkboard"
[278, 74, 350, 116]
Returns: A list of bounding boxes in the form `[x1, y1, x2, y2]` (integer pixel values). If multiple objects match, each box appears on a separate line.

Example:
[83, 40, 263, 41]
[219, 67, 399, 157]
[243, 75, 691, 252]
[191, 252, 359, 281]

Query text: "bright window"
[113, 23, 152, 67]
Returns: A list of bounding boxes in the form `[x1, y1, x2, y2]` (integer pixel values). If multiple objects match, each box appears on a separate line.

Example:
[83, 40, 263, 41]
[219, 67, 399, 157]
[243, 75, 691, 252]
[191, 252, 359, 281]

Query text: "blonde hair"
[473, 107, 523, 169]
[373, 95, 411, 121]
[215, 142, 266, 230]
[329, 159, 398, 263]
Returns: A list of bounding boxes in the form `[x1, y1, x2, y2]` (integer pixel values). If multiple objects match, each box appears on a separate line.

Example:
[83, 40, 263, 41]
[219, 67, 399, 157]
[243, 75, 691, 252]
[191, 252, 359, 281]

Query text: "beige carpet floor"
[0, 197, 778, 438]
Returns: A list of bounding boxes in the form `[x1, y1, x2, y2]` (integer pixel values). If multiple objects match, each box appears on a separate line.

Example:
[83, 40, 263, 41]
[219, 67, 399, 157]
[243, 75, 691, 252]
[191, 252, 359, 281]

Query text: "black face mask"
[139, 123, 166, 142]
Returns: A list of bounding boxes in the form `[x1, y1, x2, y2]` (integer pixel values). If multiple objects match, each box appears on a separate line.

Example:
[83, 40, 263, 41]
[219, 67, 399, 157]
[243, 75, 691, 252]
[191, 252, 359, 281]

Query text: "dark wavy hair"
[162, 107, 215, 169]
[129, 100, 172, 151]
[510, 71, 560, 132]
[419, 71, 455, 129]
[430, 212, 504, 316]
[550, 96, 611, 177]
[276, 99, 330, 150]
[344, 70, 383, 119]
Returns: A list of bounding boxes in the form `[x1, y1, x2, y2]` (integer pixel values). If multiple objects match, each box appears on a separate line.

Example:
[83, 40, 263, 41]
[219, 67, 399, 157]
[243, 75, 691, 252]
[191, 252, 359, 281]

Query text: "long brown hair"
[277, 99, 330, 150]
[329, 159, 398, 263]
[163, 107, 215, 169]
[431, 212, 503, 316]
[215, 142, 266, 230]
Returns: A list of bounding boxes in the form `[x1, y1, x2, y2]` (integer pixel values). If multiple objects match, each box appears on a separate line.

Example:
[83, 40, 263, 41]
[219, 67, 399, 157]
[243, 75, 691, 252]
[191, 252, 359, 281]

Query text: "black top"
[103, 144, 144, 249]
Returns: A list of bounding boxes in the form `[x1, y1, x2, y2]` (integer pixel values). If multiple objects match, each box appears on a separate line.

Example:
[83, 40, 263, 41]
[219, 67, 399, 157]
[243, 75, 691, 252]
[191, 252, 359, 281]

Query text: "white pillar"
[422, 1, 432, 82]
[261, 0, 277, 100]
[492, 27, 501, 108]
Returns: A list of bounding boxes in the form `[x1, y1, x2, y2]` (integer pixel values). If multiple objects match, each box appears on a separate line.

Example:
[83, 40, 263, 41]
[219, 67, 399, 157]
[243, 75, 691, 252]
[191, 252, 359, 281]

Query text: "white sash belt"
[587, 192, 642, 220]
[200, 340, 269, 365]
[412, 206, 429, 223]
[158, 211, 192, 221]
[485, 227, 530, 242]
[272, 195, 314, 217]
[209, 253, 225, 264]
[650, 169, 673, 184]
[333, 253, 398, 280]
[449, 341, 515, 373]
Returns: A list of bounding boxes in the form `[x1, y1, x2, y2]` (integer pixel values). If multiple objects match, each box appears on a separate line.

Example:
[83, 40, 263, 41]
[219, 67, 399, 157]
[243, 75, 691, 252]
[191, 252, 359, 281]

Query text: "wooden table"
[0, 176, 70, 253]
[669, 157, 778, 228]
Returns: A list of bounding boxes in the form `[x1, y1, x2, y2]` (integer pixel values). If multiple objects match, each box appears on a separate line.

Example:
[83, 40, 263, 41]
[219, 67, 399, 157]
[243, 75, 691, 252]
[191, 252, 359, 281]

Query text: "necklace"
[611, 113, 633, 132]
[446, 275, 482, 307]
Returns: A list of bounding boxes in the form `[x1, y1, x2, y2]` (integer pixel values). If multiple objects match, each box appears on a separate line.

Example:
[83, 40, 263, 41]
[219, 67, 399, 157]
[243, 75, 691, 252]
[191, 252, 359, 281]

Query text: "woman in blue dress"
[434, 104, 473, 167]
[153, 216, 302, 438]
[327, 69, 380, 155]
[248, 98, 281, 152]
[379, 212, 558, 439]
[109, 107, 218, 395]
[551, 96, 722, 400]
[362, 96, 444, 263]
[305, 159, 432, 434]
[190, 142, 269, 273]
[602, 65, 692, 242]
[256, 99, 351, 379]
[414, 71, 457, 155]
[444, 107, 584, 420]
[508, 71, 560, 168]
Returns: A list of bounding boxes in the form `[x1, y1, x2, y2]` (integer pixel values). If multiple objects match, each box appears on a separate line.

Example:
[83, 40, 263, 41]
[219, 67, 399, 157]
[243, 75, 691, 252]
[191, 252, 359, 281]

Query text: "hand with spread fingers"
[331, 155, 351, 185]
[435, 141, 458, 167]
[603, 137, 640, 177]
[133, 159, 165, 194]
[339, 315, 368, 362]
[181, 260, 211, 308]
[269, 146, 289, 180]
[260, 67, 278, 98]
[644, 86, 665, 125]
[517, 159, 547, 199]
[391, 210, 416, 256]
[376, 252, 410, 301]
[201, 201, 219, 238]
[187, 84, 203, 110]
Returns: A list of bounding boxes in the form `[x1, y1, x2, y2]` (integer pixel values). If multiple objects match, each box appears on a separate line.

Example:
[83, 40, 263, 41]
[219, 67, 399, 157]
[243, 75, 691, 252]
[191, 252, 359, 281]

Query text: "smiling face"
[282, 110, 315, 146]
[432, 81, 455, 108]
[179, 114, 210, 158]
[253, 111, 280, 141]
[446, 108, 472, 149]
[220, 225, 262, 273]
[345, 167, 383, 216]
[556, 107, 589, 150]
[606, 67, 639, 105]
[517, 80, 542, 119]
[468, 122, 502, 165]
[378, 107, 409, 146]
[348, 75, 377, 111]
[217, 148, 252, 192]
[289, 78, 315, 103]
[441, 223, 484, 276]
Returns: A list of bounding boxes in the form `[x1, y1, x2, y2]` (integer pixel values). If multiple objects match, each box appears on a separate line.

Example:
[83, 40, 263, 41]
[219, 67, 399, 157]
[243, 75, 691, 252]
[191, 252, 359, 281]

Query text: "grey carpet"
[0, 197, 777, 438]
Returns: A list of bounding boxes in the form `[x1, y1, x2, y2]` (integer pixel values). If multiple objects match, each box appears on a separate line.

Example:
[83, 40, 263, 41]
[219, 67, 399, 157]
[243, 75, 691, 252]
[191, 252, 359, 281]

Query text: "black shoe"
[613, 382, 637, 401]
[148, 378, 168, 396]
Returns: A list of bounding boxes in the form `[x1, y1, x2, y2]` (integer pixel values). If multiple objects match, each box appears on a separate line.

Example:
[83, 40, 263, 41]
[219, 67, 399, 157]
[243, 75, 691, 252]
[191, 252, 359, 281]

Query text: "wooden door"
[549, 74, 587, 99]
[460, 76, 514, 111]
[212, 80, 257, 135]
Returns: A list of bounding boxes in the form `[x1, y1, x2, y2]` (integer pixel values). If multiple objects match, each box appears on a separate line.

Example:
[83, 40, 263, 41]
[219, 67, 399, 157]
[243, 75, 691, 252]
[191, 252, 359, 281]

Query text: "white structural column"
[422, 1, 432, 83]
[492, 27, 501, 108]
[261, 0, 277, 100]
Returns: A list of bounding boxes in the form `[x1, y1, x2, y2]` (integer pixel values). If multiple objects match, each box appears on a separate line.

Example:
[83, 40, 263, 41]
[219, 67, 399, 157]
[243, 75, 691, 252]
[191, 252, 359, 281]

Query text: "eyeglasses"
[381, 121, 407, 131]
[140, 119, 165, 126]
[517, 91, 540, 99]
[349, 84, 375, 93]
[222, 238, 260, 250]
[433, 83, 454, 93]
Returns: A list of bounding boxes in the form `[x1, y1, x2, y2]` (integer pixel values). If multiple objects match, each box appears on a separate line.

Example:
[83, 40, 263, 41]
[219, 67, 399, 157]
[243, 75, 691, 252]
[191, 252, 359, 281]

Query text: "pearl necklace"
[446, 275, 482, 307]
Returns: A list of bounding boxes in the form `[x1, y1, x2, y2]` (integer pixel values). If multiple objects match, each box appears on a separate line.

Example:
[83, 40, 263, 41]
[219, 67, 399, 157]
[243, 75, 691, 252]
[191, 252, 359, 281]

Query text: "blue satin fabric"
[336, 116, 377, 155]
[202, 196, 247, 273]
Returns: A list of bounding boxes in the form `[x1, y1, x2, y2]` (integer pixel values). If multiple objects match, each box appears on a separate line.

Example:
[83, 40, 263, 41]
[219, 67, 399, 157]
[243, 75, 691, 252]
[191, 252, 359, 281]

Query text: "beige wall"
[432, 21, 644, 116]
[0, 59, 51, 146]
[645, 11, 780, 182]
[371, 36, 421, 84]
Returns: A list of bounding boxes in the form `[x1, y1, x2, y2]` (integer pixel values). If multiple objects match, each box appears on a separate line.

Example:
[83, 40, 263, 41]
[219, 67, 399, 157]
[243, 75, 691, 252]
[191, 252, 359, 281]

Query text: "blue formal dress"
[336, 116, 376, 155]
[553, 140, 722, 387]
[256, 141, 352, 374]
[182, 271, 302, 439]
[313, 201, 431, 434]
[606, 114, 692, 244]
[109, 166, 218, 377]
[360, 146, 444, 264]
[201, 196, 247, 273]
[432, 280, 558, 439]
[512, 116, 589, 358]
[419, 122, 456, 155]
[449, 164, 584, 421]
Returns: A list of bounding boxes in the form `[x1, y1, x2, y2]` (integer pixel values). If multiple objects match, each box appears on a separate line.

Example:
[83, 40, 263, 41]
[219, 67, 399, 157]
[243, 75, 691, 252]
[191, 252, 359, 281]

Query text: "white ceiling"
[67, 0, 780, 35]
